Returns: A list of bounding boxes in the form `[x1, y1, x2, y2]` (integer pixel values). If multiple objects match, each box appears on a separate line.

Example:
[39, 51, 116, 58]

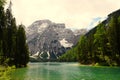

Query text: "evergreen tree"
[0, 0, 29, 67]
[0, 2, 6, 63]
[107, 16, 120, 65]
[0, 40, 3, 64]
[107, 16, 118, 55]
[0, 5, 6, 41]
[93, 24, 110, 65]
[5, 9, 13, 65]
[15, 24, 29, 67]
[78, 36, 90, 64]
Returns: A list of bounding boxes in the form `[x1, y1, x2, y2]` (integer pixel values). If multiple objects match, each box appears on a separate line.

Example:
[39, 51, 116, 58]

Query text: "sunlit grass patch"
[0, 66, 15, 80]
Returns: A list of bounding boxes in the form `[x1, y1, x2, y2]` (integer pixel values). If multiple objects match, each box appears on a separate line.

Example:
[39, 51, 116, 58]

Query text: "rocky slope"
[26, 19, 86, 61]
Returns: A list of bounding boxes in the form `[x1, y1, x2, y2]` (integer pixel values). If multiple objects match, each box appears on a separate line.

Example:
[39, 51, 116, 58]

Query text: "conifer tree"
[0, 2, 6, 64]
[0, 0, 29, 67]
[6, 9, 13, 65]
[15, 24, 29, 67]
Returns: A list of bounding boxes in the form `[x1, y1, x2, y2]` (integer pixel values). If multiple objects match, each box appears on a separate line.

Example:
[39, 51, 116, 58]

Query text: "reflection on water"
[11, 62, 120, 80]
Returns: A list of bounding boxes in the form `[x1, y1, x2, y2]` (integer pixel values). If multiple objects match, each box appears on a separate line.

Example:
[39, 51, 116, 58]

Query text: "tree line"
[59, 10, 120, 66]
[0, 0, 29, 67]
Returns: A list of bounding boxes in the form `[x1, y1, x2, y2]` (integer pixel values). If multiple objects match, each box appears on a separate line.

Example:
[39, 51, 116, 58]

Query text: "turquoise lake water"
[11, 62, 120, 80]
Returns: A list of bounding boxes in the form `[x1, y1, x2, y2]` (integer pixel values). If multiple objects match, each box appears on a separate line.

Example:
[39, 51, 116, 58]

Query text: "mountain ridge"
[61, 9, 120, 66]
[26, 19, 87, 61]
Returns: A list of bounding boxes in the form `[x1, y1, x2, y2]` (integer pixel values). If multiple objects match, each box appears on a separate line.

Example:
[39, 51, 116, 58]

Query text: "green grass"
[0, 66, 15, 80]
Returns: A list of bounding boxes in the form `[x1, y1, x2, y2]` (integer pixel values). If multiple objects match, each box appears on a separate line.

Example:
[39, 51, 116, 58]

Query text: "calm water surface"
[11, 62, 120, 80]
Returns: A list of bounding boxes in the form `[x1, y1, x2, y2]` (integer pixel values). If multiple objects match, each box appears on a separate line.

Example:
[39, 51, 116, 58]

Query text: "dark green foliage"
[60, 10, 120, 66]
[59, 47, 78, 62]
[41, 52, 48, 59]
[6, 9, 17, 65]
[76, 14, 120, 66]
[0, 40, 4, 64]
[0, 2, 29, 67]
[15, 25, 29, 67]
[0, 5, 6, 65]
[78, 36, 91, 64]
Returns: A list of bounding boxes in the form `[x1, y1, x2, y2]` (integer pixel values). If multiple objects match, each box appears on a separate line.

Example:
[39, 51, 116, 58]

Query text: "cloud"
[6, 0, 120, 29]
[87, 17, 107, 30]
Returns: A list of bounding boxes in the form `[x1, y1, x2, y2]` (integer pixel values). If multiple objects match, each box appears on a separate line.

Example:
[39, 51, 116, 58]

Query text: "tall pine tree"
[0, 1, 6, 65]
[0, 0, 29, 67]
[15, 24, 29, 67]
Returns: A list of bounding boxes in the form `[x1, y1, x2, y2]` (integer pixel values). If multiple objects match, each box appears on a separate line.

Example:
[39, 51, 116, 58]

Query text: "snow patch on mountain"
[60, 38, 73, 48]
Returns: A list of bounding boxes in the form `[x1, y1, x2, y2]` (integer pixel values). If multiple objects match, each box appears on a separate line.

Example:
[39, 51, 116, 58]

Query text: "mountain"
[26, 19, 86, 61]
[67, 9, 120, 66]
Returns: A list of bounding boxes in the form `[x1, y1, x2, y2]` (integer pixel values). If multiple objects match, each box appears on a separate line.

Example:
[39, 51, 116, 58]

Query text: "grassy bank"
[0, 66, 15, 80]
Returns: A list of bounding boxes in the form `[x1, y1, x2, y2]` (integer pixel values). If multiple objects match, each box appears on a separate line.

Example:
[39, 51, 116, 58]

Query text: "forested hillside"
[59, 9, 120, 66]
[0, 0, 29, 67]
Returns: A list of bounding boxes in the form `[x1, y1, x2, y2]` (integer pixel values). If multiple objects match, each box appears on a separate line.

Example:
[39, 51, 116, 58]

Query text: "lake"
[11, 62, 120, 80]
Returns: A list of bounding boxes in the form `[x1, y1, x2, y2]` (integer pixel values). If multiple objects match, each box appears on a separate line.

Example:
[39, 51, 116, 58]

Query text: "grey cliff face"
[26, 20, 86, 61]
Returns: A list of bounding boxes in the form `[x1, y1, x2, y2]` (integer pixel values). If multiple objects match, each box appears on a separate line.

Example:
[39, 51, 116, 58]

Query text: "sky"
[6, 0, 120, 29]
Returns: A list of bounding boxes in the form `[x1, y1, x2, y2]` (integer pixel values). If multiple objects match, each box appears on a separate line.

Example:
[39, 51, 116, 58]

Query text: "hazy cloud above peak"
[6, 0, 120, 29]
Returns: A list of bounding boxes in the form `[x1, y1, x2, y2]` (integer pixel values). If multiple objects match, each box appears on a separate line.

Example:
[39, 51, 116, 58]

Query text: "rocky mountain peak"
[26, 19, 87, 61]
